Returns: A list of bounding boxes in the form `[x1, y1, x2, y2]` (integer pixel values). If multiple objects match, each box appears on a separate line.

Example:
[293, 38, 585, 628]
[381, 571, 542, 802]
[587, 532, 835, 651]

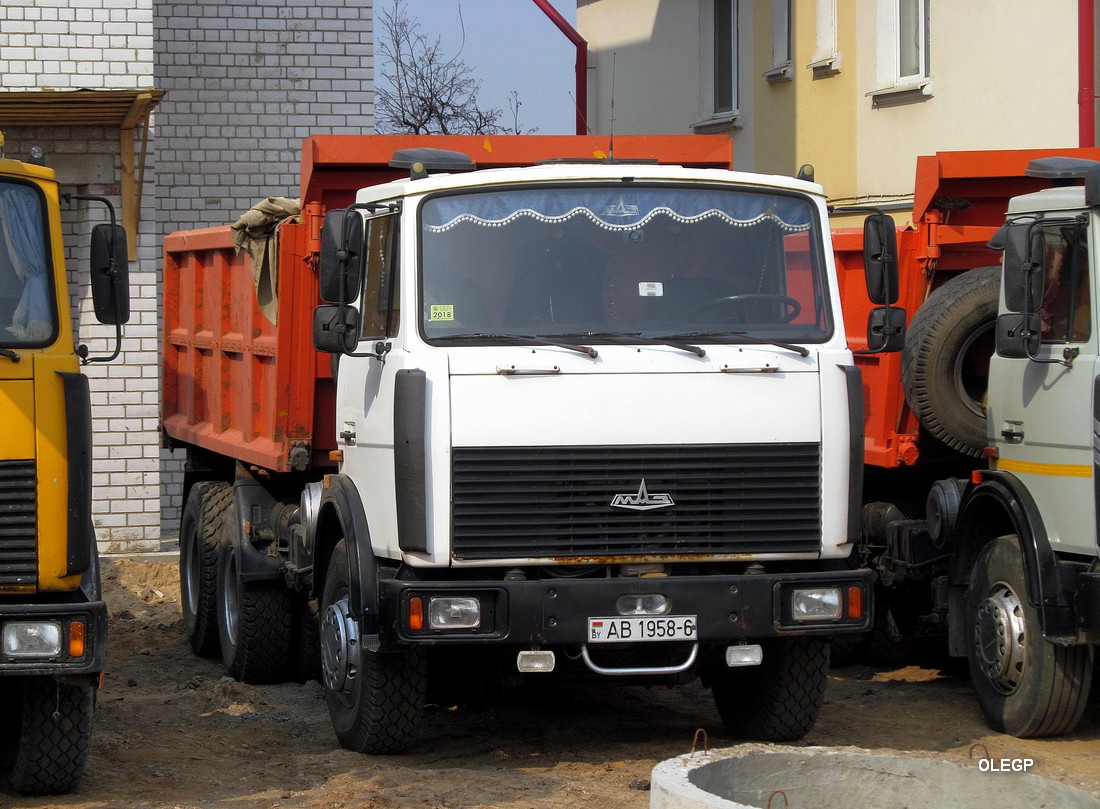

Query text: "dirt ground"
[6, 556, 1100, 809]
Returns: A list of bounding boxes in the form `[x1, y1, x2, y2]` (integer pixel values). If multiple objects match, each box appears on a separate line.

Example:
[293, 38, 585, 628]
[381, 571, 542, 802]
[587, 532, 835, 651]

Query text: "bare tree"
[376, 0, 519, 135]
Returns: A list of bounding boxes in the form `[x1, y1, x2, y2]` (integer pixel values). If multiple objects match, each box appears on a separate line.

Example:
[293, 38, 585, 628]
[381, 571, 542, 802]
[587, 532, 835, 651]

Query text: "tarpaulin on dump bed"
[230, 196, 300, 324]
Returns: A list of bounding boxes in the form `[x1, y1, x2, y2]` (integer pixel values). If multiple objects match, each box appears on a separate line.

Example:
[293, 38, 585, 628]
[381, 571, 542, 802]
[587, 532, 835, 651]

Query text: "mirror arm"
[62, 194, 125, 364]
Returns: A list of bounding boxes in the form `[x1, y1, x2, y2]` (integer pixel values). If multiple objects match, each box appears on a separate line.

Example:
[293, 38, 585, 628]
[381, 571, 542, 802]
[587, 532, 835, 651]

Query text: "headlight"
[790, 587, 842, 621]
[3, 621, 63, 659]
[429, 597, 481, 630]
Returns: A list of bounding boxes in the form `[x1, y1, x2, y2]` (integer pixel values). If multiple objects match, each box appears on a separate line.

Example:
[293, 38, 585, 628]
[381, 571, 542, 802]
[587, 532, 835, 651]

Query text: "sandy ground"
[5, 556, 1099, 808]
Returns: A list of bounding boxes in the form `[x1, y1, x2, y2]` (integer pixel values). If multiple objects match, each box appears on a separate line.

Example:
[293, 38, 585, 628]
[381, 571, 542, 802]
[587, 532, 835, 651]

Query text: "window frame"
[895, 0, 930, 85]
[0, 177, 60, 349]
[713, 0, 739, 114]
[357, 209, 400, 340]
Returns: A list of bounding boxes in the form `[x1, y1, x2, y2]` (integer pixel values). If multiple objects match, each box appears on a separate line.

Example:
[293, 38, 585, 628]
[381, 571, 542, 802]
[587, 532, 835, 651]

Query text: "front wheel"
[1, 678, 95, 795]
[322, 539, 425, 754]
[710, 638, 829, 741]
[966, 535, 1093, 737]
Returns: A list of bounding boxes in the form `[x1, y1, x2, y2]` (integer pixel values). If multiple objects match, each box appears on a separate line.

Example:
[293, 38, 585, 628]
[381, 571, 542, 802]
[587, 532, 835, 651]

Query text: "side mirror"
[319, 208, 365, 304]
[89, 223, 130, 324]
[863, 214, 899, 305]
[1002, 223, 1044, 313]
[313, 304, 360, 353]
[995, 312, 1041, 358]
[867, 306, 906, 353]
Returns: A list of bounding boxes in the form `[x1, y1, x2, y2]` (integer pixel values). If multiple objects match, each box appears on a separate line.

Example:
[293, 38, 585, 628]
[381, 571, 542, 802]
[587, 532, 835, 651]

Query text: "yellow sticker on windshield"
[430, 304, 455, 321]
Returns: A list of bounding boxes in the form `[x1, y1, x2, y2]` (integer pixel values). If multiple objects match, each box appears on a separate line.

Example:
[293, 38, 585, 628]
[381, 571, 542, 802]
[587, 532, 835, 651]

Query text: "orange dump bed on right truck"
[833, 147, 1100, 469]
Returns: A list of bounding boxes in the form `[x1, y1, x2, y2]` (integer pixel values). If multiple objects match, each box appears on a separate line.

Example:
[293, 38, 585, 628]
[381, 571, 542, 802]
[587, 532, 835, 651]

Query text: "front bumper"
[380, 568, 873, 645]
[0, 598, 107, 676]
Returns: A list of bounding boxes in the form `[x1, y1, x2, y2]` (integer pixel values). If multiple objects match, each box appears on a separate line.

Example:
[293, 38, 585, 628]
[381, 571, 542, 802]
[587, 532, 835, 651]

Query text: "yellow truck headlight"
[3, 621, 63, 659]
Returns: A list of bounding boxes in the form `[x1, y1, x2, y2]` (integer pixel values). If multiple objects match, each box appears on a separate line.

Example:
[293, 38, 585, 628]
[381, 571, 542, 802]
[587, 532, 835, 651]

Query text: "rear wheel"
[180, 480, 232, 657]
[322, 539, 425, 753]
[711, 638, 830, 741]
[966, 535, 1093, 737]
[217, 540, 292, 684]
[1, 678, 95, 795]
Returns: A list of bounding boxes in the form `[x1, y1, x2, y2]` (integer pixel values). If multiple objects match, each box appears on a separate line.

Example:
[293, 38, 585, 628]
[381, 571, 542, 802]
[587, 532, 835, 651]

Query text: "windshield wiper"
[547, 331, 706, 358]
[431, 332, 598, 358]
[658, 331, 810, 358]
[0, 348, 20, 362]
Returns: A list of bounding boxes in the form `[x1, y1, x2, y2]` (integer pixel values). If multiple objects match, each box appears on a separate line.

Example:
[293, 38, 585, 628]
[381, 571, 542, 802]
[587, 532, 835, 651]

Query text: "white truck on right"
[938, 156, 1100, 736]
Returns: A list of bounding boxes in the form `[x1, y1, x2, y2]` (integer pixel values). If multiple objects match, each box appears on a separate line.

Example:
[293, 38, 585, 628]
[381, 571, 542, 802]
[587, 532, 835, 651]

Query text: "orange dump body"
[834, 147, 1100, 469]
[161, 134, 734, 472]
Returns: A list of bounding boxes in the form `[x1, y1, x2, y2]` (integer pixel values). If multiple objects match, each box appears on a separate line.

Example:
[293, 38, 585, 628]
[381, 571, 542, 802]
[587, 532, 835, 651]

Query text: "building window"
[714, 0, 738, 114]
[808, 0, 841, 77]
[869, 0, 931, 105]
[896, 0, 929, 83]
[764, 0, 793, 83]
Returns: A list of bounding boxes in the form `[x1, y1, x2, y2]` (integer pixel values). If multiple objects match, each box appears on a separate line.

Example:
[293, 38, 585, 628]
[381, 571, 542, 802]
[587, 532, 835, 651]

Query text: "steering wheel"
[689, 293, 801, 323]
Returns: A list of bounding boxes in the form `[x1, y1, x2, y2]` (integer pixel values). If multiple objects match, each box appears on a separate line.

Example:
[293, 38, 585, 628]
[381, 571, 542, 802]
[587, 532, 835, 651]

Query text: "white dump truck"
[163, 136, 886, 754]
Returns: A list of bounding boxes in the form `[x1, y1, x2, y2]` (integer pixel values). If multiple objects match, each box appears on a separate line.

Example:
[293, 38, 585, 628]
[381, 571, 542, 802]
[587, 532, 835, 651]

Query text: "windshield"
[0, 180, 56, 347]
[419, 183, 830, 344]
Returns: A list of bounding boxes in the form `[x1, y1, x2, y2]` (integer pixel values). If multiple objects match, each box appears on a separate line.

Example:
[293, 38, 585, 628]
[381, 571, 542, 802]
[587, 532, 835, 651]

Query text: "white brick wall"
[0, 0, 154, 89]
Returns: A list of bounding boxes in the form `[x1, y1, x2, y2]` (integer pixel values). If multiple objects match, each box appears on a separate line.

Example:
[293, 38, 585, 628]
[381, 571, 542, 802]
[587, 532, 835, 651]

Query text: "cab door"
[989, 214, 1098, 557]
[332, 208, 409, 553]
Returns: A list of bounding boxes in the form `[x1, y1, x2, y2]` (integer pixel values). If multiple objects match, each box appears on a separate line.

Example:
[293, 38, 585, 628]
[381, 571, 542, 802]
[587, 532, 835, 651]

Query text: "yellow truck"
[0, 134, 129, 794]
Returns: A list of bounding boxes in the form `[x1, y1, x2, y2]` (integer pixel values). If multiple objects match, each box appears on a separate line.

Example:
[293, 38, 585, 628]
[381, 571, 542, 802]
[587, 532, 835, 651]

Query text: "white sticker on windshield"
[638, 282, 664, 297]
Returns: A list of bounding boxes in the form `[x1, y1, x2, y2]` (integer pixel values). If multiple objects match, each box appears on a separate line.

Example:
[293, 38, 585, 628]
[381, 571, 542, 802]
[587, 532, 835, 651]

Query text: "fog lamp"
[429, 597, 481, 630]
[3, 621, 62, 659]
[791, 587, 842, 621]
[616, 593, 670, 616]
[516, 650, 556, 673]
[725, 644, 763, 667]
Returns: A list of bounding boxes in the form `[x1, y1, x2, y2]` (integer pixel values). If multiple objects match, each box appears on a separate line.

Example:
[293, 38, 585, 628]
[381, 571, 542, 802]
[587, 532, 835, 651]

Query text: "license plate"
[587, 615, 697, 643]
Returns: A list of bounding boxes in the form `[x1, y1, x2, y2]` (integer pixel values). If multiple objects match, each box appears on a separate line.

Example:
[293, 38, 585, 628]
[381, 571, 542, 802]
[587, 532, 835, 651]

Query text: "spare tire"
[901, 266, 1001, 457]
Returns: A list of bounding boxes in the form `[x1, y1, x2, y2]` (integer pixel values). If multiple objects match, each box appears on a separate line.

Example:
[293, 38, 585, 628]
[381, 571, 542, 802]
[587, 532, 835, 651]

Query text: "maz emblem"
[610, 479, 675, 511]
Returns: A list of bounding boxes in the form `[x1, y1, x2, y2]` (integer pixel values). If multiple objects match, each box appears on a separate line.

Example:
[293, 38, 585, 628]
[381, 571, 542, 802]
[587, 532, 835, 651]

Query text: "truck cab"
[0, 140, 127, 794]
[941, 157, 1100, 737]
[308, 149, 874, 751]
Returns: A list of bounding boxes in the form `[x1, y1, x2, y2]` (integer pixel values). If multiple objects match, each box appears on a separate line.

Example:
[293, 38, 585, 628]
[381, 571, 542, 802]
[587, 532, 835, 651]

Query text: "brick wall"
[0, 0, 154, 90]
[154, 0, 375, 532]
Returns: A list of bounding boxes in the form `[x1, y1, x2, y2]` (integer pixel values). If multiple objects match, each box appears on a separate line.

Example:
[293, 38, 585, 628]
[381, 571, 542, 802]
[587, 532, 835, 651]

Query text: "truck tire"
[1, 679, 94, 795]
[321, 539, 426, 753]
[217, 540, 292, 684]
[865, 585, 919, 666]
[902, 266, 1000, 457]
[710, 638, 829, 741]
[291, 593, 322, 683]
[180, 480, 232, 657]
[966, 535, 1093, 737]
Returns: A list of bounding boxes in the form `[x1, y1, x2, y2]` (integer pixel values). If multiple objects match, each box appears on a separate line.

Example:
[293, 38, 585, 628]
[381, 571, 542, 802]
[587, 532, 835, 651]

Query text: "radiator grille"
[0, 460, 37, 586]
[451, 444, 821, 560]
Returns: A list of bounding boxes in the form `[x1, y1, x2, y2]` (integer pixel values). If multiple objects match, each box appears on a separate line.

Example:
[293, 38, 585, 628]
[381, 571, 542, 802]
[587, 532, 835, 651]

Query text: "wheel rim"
[952, 322, 995, 420]
[321, 593, 359, 705]
[222, 550, 240, 645]
[973, 579, 1027, 694]
[182, 525, 199, 620]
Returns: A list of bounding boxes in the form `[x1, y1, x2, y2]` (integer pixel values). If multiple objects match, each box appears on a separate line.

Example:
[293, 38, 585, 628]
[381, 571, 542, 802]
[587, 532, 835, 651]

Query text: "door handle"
[340, 422, 356, 444]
